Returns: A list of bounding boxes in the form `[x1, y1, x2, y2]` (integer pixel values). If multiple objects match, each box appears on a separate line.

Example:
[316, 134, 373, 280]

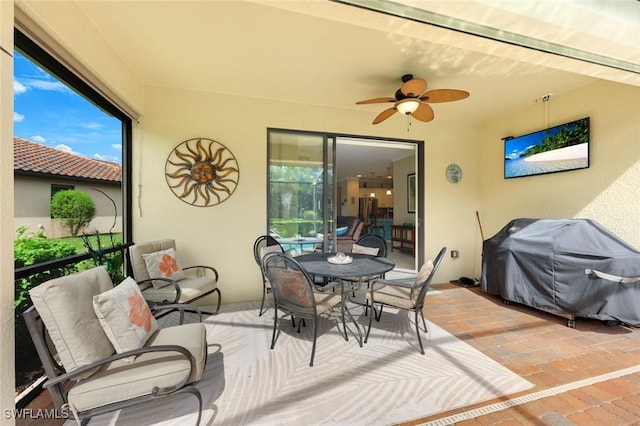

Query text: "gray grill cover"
[481, 218, 640, 326]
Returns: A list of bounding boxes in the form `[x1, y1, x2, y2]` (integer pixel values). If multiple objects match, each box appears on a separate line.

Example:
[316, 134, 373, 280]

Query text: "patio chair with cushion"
[343, 233, 389, 296]
[364, 246, 446, 354]
[253, 235, 285, 316]
[24, 266, 207, 425]
[353, 234, 387, 257]
[261, 251, 355, 366]
[128, 239, 222, 318]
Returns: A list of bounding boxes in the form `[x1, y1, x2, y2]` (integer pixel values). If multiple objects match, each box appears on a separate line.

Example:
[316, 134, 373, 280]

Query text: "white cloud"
[94, 153, 120, 163]
[55, 144, 73, 153]
[14, 80, 27, 95]
[82, 122, 102, 130]
[14, 112, 25, 122]
[112, 144, 122, 150]
[26, 79, 68, 93]
[31, 135, 46, 143]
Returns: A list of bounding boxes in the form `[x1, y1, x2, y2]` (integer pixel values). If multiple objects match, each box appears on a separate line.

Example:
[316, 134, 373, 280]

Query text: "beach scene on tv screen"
[504, 117, 589, 178]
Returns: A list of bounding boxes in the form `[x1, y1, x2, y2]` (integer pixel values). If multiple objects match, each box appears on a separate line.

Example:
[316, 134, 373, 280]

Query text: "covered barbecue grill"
[482, 218, 640, 326]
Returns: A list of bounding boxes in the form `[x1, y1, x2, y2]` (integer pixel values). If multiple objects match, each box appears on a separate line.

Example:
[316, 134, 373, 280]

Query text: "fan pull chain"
[407, 114, 412, 132]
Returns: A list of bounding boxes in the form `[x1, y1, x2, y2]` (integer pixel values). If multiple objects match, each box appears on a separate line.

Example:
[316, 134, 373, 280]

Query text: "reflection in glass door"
[267, 130, 336, 254]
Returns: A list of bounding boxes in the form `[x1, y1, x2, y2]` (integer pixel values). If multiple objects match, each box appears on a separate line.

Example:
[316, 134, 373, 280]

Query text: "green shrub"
[14, 227, 78, 318]
[49, 189, 96, 237]
[271, 219, 323, 237]
[14, 227, 78, 393]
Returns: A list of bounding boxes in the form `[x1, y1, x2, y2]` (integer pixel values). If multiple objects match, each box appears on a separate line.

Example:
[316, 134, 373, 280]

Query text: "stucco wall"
[14, 176, 122, 237]
[478, 79, 640, 274]
[1, 0, 15, 421]
[135, 85, 481, 304]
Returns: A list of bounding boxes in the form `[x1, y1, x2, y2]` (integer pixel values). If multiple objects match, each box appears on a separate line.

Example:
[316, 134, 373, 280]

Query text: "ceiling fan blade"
[356, 97, 396, 105]
[372, 107, 397, 124]
[400, 78, 427, 97]
[412, 103, 434, 122]
[420, 89, 469, 103]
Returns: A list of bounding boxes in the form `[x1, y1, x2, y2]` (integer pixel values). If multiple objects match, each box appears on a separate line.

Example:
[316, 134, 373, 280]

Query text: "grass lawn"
[55, 233, 123, 253]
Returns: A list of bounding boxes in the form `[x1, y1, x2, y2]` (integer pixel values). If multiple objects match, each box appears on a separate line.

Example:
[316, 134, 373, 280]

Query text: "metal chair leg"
[365, 301, 375, 343]
[259, 288, 267, 316]
[310, 317, 318, 367]
[270, 309, 280, 350]
[415, 310, 425, 355]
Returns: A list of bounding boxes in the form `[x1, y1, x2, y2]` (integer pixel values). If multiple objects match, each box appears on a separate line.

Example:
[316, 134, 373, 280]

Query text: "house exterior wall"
[14, 175, 122, 238]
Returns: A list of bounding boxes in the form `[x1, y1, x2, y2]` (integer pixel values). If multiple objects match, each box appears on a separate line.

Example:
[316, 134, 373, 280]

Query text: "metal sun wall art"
[165, 138, 239, 207]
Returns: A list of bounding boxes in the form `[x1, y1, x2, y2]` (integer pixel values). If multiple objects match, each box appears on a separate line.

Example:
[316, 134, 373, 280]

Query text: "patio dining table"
[296, 252, 395, 281]
[296, 252, 395, 345]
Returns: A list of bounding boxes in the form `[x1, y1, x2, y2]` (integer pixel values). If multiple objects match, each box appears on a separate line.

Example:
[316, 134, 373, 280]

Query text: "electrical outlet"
[451, 250, 459, 258]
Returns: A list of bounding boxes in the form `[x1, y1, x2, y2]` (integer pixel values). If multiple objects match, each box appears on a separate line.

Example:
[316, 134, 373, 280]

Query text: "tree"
[49, 189, 96, 236]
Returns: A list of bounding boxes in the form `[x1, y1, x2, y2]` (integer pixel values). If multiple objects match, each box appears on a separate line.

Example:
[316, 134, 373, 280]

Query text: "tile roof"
[14, 137, 121, 183]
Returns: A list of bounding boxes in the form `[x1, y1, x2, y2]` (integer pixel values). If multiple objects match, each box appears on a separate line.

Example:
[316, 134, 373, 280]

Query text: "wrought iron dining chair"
[353, 234, 387, 257]
[261, 252, 352, 366]
[364, 246, 446, 354]
[345, 234, 389, 306]
[252, 235, 285, 316]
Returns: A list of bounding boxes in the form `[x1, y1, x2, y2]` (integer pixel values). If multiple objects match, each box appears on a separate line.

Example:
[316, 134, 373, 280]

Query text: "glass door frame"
[266, 128, 337, 252]
[267, 128, 423, 266]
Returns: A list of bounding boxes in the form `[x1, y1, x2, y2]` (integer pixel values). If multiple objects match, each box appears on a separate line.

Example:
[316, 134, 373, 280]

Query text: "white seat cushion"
[351, 243, 379, 256]
[366, 284, 416, 310]
[142, 275, 218, 303]
[68, 322, 207, 413]
[29, 266, 115, 378]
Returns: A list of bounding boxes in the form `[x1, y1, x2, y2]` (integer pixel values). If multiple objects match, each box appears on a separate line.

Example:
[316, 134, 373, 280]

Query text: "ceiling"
[62, 0, 639, 180]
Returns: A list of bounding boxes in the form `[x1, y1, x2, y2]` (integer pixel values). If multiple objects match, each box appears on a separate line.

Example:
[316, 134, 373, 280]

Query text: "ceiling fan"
[356, 74, 469, 124]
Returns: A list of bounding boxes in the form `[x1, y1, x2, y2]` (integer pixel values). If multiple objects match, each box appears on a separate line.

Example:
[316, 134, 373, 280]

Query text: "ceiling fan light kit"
[356, 74, 469, 125]
[396, 98, 421, 115]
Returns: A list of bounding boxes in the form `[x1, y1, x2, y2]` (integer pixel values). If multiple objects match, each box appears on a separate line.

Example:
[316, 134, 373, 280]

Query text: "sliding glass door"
[267, 130, 336, 253]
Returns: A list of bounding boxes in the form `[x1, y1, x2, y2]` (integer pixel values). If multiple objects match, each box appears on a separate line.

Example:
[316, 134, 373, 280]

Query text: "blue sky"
[13, 51, 122, 165]
[504, 126, 562, 160]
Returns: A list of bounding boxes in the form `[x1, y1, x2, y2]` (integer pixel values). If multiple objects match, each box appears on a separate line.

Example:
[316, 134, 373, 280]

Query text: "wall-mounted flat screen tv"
[504, 117, 590, 179]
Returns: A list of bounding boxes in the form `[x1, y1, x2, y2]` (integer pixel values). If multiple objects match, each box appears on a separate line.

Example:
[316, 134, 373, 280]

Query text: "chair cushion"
[67, 322, 207, 413]
[142, 275, 218, 304]
[412, 259, 434, 299]
[313, 291, 342, 315]
[259, 244, 282, 259]
[29, 266, 115, 378]
[129, 239, 177, 283]
[352, 243, 379, 256]
[142, 248, 185, 288]
[366, 284, 416, 310]
[416, 260, 434, 284]
[93, 277, 159, 362]
[269, 268, 312, 307]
